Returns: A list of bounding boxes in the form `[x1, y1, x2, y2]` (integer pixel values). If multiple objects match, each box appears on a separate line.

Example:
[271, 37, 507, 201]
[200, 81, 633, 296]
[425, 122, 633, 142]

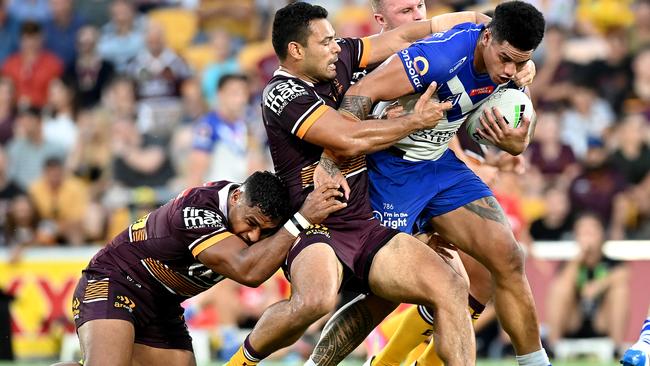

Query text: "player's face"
[481, 30, 533, 85]
[375, 0, 426, 31]
[303, 18, 341, 82]
[229, 190, 280, 244]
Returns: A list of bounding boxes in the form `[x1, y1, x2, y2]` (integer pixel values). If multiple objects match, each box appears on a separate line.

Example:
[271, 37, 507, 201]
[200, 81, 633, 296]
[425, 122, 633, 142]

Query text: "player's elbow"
[326, 137, 367, 159]
[239, 272, 265, 288]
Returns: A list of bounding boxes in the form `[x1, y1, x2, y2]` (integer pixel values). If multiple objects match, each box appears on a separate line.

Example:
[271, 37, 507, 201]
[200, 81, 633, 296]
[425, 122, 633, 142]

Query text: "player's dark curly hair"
[241, 171, 291, 222]
[489, 1, 545, 51]
[272, 2, 328, 61]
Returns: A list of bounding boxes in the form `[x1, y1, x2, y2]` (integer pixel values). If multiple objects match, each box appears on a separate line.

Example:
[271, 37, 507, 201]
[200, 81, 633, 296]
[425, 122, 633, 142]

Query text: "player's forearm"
[329, 114, 423, 159]
[430, 11, 489, 33]
[229, 229, 295, 287]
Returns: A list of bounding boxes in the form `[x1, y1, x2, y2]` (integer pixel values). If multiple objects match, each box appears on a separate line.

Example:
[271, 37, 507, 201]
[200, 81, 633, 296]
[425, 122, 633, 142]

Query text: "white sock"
[304, 358, 317, 366]
[516, 348, 551, 366]
[631, 317, 650, 350]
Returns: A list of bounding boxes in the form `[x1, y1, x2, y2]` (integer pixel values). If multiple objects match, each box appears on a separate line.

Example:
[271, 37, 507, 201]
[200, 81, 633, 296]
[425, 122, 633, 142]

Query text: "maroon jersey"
[262, 37, 372, 229]
[89, 181, 238, 299]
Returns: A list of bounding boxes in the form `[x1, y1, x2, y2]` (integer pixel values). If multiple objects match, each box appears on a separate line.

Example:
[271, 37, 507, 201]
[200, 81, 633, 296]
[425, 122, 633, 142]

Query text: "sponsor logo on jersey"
[469, 85, 495, 96]
[414, 56, 429, 75]
[265, 79, 309, 115]
[182, 207, 224, 229]
[400, 49, 423, 91]
[449, 56, 467, 74]
[373, 210, 409, 230]
[114, 295, 136, 313]
[303, 224, 331, 238]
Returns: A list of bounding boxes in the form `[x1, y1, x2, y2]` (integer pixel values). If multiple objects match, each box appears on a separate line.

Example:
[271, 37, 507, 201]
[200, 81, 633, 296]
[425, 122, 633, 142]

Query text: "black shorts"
[284, 218, 399, 293]
[72, 267, 193, 352]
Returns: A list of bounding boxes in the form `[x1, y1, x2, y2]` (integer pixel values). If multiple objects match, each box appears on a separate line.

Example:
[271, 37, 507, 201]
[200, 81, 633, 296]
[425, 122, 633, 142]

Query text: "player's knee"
[493, 238, 525, 279]
[290, 293, 337, 323]
[425, 270, 468, 309]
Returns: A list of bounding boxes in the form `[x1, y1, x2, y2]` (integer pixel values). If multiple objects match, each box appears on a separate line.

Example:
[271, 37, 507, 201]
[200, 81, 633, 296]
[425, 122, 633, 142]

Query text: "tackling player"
[314, 2, 549, 366]
[55, 171, 345, 366]
[222, 3, 496, 366]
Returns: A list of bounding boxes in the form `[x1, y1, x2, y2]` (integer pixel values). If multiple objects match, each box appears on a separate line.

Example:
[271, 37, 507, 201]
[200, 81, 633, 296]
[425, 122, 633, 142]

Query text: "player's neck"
[473, 43, 487, 74]
[278, 64, 317, 85]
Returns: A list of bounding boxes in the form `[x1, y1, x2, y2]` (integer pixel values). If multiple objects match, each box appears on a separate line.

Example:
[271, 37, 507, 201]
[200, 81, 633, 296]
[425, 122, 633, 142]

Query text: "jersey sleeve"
[337, 37, 372, 71]
[396, 22, 479, 93]
[263, 79, 331, 139]
[191, 116, 217, 152]
[171, 201, 233, 258]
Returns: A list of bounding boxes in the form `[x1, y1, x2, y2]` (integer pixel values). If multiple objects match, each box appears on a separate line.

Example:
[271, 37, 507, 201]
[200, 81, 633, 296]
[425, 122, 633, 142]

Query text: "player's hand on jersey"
[477, 106, 532, 155]
[426, 233, 457, 262]
[413, 82, 453, 130]
[512, 60, 536, 87]
[299, 183, 347, 224]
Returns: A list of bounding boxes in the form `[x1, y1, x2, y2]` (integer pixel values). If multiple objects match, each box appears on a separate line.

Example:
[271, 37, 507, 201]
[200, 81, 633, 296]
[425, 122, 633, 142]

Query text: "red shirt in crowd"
[1, 51, 63, 107]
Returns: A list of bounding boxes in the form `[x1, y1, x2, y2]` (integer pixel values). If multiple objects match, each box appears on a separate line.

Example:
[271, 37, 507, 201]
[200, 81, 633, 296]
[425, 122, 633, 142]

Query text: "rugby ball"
[465, 88, 535, 146]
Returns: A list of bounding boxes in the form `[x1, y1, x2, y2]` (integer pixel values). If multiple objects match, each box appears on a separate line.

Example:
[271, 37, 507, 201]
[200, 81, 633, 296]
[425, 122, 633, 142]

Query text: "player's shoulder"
[423, 22, 484, 44]
[171, 182, 234, 231]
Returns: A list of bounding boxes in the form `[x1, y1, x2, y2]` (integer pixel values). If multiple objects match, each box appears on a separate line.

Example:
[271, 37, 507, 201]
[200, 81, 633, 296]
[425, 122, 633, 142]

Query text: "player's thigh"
[290, 243, 344, 310]
[430, 196, 519, 270]
[368, 233, 467, 305]
[132, 344, 195, 366]
[77, 319, 135, 366]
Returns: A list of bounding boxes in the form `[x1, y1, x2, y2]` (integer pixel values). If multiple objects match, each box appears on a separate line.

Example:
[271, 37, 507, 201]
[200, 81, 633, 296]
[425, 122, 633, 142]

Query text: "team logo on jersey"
[449, 56, 467, 74]
[265, 79, 308, 115]
[72, 297, 80, 320]
[182, 207, 224, 229]
[469, 86, 495, 96]
[443, 93, 463, 108]
[399, 49, 423, 91]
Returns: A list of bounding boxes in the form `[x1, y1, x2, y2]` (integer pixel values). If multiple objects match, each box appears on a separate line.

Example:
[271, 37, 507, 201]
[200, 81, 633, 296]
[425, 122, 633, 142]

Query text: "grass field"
[0, 360, 622, 366]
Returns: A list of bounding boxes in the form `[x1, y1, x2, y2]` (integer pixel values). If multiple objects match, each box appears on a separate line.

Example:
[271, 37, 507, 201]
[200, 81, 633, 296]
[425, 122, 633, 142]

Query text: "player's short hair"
[370, 0, 383, 12]
[272, 2, 329, 61]
[241, 171, 291, 223]
[489, 1, 545, 51]
[217, 74, 248, 91]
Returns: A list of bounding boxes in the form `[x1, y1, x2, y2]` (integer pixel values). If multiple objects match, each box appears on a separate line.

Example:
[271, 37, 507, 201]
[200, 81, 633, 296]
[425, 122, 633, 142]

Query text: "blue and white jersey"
[391, 22, 518, 161]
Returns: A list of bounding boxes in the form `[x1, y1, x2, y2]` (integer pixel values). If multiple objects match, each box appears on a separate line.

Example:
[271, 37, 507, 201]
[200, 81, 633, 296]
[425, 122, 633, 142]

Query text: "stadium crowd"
[0, 0, 649, 363]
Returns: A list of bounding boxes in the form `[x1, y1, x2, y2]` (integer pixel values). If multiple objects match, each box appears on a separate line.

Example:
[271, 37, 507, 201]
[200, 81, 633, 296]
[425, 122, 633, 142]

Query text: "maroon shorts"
[284, 218, 399, 292]
[72, 267, 193, 352]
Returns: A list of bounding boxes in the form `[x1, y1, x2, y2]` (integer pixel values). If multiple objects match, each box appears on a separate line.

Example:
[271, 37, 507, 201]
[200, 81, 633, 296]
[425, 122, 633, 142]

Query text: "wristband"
[283, 212, 311, 237]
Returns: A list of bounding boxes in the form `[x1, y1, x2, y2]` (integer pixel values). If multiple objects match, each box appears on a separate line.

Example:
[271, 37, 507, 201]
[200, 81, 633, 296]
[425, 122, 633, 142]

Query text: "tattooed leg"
[309, 294, 396, 366]
[430, 196, 544, 356]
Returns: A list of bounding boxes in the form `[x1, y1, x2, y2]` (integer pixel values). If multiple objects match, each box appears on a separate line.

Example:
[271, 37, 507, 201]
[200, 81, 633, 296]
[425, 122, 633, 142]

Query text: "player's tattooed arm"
[463, 196, 510, 227]
[314, 151, 350, 199]
[339, 95, 373, 120]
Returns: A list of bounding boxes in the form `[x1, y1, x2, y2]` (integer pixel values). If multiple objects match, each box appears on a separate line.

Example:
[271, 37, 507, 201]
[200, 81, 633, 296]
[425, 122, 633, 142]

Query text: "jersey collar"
[273, 67, 315, 87]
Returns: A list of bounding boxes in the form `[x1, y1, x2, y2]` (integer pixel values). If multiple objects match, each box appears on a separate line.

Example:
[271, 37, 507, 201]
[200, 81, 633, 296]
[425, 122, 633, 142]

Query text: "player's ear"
[482, 28, 491, 47]
[230, 188, 242, 205]
[374, 13, 385, 27]
[287, 41, 304, 60]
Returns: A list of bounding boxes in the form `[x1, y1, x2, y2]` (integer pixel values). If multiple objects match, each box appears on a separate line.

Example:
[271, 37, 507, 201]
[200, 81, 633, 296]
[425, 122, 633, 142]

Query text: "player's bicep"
[346, 54, 415, 102]
[195, 233, 248, 273]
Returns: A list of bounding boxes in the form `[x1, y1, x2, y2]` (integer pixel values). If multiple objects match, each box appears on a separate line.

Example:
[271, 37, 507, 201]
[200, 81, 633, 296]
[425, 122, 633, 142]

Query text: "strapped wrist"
[283, 212, 312, 238]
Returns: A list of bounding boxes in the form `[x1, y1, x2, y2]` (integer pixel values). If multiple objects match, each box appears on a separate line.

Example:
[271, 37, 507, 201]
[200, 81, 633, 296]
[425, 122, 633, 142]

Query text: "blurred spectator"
[67, 108, 111, 192]
[201, 29, 240, 105]
[527, 111, 580, 186]
[609, 114, 650, 185]
[561, 79, 615, 159]
[576, 27, 633, 115]
[43, 0, 86, 68]
[28, 157, 89, 245]
[568, 137, 628, 236]
[529, 24, 576, 108]
[628, 0, 650, 54]
[575, 0, 634, 36]
[546, 213, 629, 356]
[6, 106, 65, 190]
[188, 74, 250, 186]
[43, 78, 77, 153]
[110, 118, 175, 189]
[7, 0, 51, 23]
[195, 0, 258, 42]
[0, 0, 19, 65]
[624, 47, 650, 119]
[72, 0, 111, 27]
[529, 185, 573, 241]
[126, 21, 191, 101]
[1, 21, 64, 108]
[64, 25, 115, 109]
[0, 77, 15, 144]
[0, 147, 24, 243]
[100, 76, 137, 123]
[97, 0, 146, 72]
[3, 194, 50, 247]
[180, 77, 207, 125]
